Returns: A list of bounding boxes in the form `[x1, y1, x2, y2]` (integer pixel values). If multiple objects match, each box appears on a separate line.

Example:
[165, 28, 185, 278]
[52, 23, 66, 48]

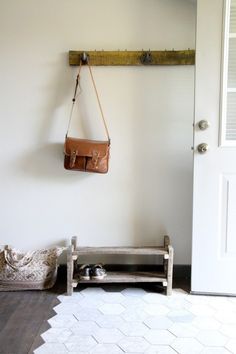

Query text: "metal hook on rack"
[80, 52, 89, 64]
[140, 49, 153, 65]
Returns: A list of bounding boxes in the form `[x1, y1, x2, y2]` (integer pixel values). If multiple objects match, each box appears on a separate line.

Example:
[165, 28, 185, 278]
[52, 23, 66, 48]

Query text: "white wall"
[0, 0, 196, 264]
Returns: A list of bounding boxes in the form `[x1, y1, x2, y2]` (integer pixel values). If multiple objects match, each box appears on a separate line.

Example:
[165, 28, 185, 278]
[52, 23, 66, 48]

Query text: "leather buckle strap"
[92, 151, 100, 169]
[70, 151, 77, 168]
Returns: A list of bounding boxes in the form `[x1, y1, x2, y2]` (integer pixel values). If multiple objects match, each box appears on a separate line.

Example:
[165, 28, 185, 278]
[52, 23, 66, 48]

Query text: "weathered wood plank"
[74, 247, 168, 256]
[69, 50, 195, 66]
[74, 271, 167, 284]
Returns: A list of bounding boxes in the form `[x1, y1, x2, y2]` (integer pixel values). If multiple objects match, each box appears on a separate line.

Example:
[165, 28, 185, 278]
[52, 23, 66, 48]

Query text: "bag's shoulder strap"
[66, 59, 110, 143]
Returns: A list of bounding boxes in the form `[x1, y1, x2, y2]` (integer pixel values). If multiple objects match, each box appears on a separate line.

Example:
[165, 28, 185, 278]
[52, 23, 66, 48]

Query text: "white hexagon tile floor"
[34, 287, 236, 354]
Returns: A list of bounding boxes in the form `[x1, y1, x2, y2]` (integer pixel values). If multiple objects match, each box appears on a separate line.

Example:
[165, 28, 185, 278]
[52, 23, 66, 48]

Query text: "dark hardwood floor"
[0, 272, 66, 354]
[0, 267, 190, 354]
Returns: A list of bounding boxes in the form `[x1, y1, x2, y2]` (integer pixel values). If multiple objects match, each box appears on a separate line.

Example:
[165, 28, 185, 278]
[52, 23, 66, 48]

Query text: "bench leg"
[166, 245, 174, 296]
[67, 244, 73, 296]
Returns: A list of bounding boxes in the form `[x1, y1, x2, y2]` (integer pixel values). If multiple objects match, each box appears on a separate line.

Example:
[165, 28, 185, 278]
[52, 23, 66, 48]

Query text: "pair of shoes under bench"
[78, 264, 107, 280]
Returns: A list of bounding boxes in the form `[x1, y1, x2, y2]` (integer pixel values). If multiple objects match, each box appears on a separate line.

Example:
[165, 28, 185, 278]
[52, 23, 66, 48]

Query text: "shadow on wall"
[19, 142, 91, 183]
[39, 52, 72, 143]
[18, 53, 91, 183]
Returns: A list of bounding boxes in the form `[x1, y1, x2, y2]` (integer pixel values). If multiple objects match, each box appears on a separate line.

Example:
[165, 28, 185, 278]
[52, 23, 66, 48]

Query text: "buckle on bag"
[70, 151, 77, 168]
[92, 151, 99, 169]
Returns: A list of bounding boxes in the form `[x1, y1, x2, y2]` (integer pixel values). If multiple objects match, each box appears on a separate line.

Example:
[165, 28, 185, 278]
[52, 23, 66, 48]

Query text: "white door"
[192, 0, 236, 295]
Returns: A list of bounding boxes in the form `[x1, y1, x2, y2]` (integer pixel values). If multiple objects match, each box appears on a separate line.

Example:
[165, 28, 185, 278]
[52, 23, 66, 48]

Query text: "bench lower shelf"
[72, 271, 167, 287]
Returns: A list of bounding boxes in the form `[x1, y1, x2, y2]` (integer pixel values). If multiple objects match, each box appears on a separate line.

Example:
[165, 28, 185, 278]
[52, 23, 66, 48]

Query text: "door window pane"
[224, 0, 236, 142]
[226, 93, 236, 140]
[230, 0, 236, 32]
[228, 38, 236, 87]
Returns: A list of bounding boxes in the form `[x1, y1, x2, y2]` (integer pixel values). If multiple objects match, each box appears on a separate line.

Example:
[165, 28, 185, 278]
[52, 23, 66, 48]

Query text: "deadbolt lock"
[198, 120, 210, 130]
[197, 143, 209, 154]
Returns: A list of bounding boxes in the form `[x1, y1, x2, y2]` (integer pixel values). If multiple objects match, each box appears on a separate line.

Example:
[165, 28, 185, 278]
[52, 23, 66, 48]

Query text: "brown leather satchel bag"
[64, 59, 110, 173]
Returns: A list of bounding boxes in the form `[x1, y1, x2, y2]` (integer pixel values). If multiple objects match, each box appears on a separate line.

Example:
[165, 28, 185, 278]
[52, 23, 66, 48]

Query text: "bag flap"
[65, 137, 110, 158]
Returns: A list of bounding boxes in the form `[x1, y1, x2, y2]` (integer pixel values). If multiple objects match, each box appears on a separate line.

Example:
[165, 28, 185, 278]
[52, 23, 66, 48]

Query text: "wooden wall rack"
[69, 50, 195, 66]
[67, 235, 174, 296]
